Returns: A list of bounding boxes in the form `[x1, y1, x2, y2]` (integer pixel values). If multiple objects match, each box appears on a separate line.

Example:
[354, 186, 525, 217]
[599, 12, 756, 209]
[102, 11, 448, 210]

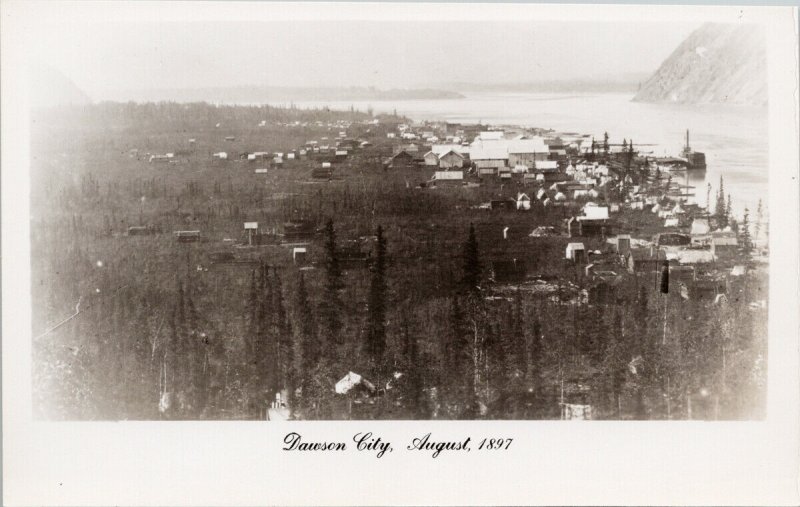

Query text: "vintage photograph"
[29, 15, 768, 421]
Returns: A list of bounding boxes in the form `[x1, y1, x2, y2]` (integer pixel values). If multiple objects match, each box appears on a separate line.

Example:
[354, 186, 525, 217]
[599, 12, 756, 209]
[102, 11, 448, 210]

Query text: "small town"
[31, 102, 768, 421]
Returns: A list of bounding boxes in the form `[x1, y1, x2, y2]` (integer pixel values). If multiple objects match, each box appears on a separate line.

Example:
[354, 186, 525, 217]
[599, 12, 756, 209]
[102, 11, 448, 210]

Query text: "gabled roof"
[469, 140, 509, 160]
[392, 150, 415, 160]
[431, 144, 468, 155]
[439, 149, 465, 159]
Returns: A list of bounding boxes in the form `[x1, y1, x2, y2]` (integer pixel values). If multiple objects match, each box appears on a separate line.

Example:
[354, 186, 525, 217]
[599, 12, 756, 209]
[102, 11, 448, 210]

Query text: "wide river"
[276, 92, 768, 218]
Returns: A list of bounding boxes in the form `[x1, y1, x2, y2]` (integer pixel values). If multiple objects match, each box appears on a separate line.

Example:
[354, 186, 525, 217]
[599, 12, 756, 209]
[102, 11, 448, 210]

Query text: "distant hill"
[633, 23, 766, 106]
[29, 64, 92, 109]
[444, 77, 648, 94]
[108, 86, 464, 104]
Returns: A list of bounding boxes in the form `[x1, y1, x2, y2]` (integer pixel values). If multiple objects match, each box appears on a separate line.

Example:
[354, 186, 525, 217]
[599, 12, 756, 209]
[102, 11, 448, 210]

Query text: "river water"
[278, 92, 768, 218]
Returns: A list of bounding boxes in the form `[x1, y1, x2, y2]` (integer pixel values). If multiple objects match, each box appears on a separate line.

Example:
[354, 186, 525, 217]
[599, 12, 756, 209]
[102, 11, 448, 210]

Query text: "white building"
[507, 138, 549, 168]
[516, 193, 531, 211]
[469, 140, 508, 170]
[434, 170, 464, 180]
[566, 242, 586, 261]
[423, 151, 439, 166]
[439, 150, 465, 169]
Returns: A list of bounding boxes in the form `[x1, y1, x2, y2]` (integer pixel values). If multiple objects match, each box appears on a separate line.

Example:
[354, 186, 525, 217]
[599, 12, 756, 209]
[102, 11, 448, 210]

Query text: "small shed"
[174, 230, 201, 243]
[711, 236, 739, 260]
[433, 170, 463, 181]
[516, 193, 531, 211]
[439, 150, 465, 169]
[566, 242, 586, 263]
[312, 168, 333, 180]
[293, 247, 307, 264]
[490, 199, 516, 210]
[615, 234, 631, 255]
[423, 151, 439, 167]
[387, 150, 416, 169]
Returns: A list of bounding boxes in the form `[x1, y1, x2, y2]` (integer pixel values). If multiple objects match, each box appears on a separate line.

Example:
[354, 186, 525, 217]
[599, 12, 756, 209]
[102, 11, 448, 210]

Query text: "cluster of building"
[384, 128, 594, 174]
[373, 122, 755, 308]
[137, 114, 758, 313]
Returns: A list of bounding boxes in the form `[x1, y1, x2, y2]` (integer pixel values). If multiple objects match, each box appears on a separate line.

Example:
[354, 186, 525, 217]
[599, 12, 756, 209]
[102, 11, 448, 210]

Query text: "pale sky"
[27, 19, 698, 100]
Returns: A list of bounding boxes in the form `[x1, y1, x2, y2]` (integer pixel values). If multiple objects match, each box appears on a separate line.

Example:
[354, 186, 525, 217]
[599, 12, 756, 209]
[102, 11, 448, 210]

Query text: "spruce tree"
[715, 176, 727, 229]
[400, 309, 424, 417]
[529, 317, 542, 389]
[740, 208, 753, 254]
[366, 225, 388, 368]
[725, 194, 732, 224]
[246, 270, 259, 359]
[512, 295, 526, 376]
[447, 295, 468, 376]
[272, 268, 293, 399]
[253, 260, 274, 416]
[319, 219, 343, 356]
[461, 223, 482, 297]
[295, 272, 318, 375]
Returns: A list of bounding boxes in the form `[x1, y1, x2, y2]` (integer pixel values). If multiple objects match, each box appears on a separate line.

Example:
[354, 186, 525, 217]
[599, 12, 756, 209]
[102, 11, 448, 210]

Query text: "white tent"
[581, 206, 609, 221]
[562, 403, 592, 420]
[335, 372, 376, 395]
[691, 218, 710, 235]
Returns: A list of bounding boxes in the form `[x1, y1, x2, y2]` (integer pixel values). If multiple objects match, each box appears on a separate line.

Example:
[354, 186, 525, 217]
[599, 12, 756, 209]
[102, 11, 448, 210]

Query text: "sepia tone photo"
[29, 16, 769, 422]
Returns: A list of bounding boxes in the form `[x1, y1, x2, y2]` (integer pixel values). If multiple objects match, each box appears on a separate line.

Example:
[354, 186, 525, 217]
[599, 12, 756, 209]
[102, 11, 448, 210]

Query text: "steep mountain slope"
[28, 64, 92, 108]
[633, 23, 766, 106]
